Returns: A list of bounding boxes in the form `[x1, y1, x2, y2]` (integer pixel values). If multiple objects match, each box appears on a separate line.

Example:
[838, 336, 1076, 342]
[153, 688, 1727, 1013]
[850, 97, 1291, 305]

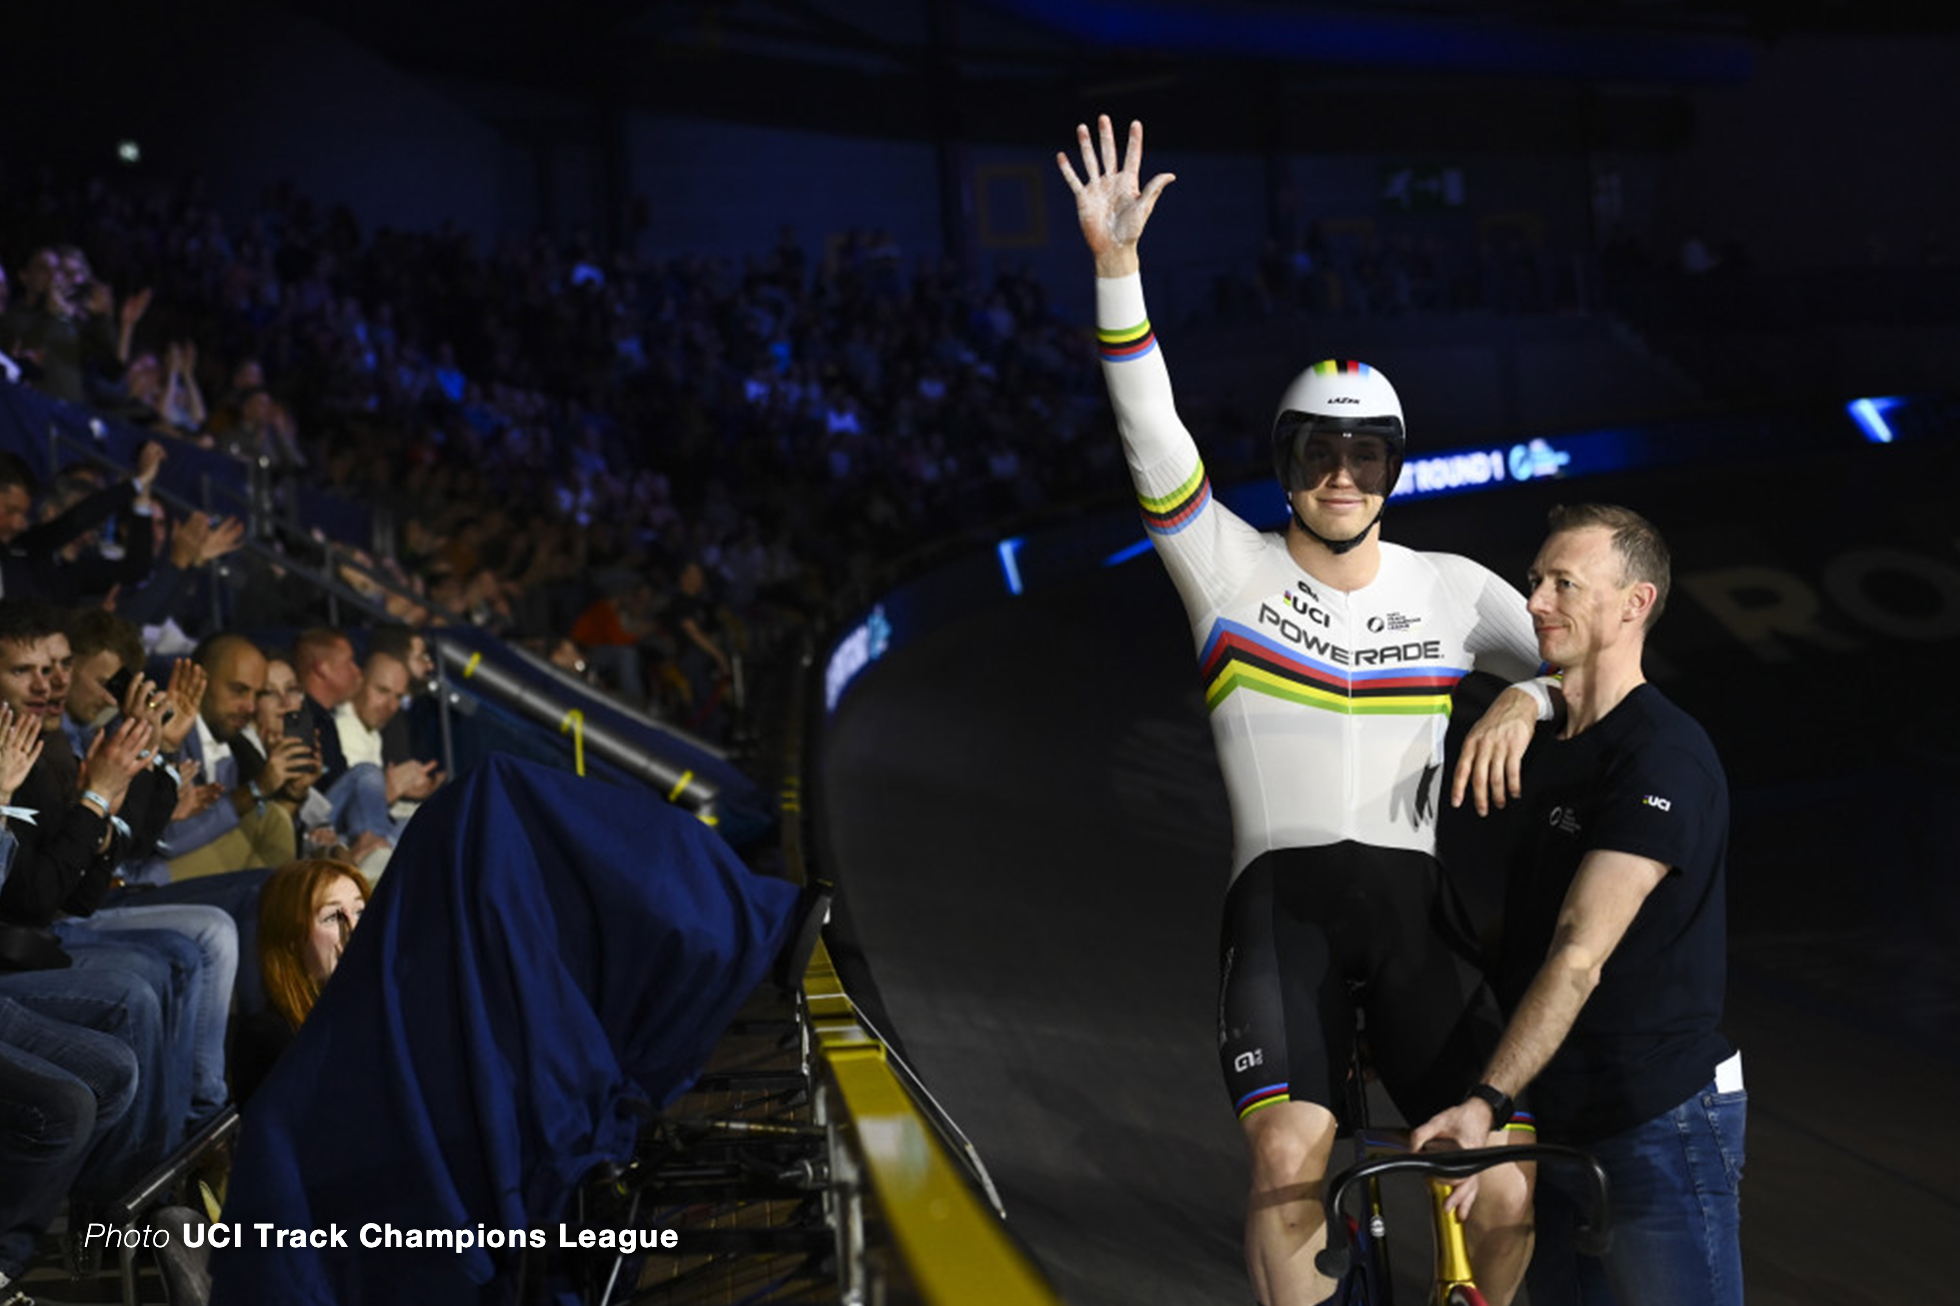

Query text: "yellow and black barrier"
[802, 936, 1063, 1306]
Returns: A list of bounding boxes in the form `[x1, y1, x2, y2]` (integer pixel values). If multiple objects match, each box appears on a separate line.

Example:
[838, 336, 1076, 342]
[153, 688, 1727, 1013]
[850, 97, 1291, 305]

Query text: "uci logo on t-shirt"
[1642, 795, 1673, 812]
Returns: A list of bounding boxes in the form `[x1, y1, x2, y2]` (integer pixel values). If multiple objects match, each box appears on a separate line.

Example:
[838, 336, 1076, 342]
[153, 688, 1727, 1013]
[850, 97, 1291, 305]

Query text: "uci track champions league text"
[81, 1220, 682, 1255]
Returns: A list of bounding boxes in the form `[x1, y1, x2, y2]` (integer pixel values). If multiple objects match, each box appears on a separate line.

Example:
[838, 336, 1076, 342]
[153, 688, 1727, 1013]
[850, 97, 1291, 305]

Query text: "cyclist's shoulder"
[1379, 543, 1510, 599]
[1391, 543, 1501, 580]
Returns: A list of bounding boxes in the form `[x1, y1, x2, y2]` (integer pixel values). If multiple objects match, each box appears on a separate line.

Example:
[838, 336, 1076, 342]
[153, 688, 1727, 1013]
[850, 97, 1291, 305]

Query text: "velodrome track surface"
[818, 438, 1960, 1305]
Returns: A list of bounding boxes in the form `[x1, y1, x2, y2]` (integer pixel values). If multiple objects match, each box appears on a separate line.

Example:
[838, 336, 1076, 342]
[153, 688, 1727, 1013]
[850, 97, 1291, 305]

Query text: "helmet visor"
[1275, 415, 1404, 496]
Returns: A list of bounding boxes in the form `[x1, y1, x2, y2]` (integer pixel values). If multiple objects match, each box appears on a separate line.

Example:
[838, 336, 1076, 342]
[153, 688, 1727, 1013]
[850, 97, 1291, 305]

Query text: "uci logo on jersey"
[1643, 795, 1673, 812]
[1281, 590, 1332, 627]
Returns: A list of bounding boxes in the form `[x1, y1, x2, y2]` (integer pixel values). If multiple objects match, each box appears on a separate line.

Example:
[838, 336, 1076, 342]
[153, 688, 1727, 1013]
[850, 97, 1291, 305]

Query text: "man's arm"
[1451, 557, 1563, 814]
[10, 440, 164, 564]
[5, 719, 153, 923]
[680, 614, 730, 679]
[9, 479, 136, 560]
[1409, 848, 1668, 1207]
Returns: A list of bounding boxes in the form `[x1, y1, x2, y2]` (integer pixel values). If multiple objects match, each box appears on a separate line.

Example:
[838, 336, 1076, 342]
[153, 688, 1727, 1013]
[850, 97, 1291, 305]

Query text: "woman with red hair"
[233, 859, 368, 1105]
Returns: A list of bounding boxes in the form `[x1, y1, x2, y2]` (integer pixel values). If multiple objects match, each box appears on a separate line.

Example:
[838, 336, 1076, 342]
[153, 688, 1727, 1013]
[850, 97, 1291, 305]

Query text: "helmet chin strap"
[1290, 502, 1383, 556]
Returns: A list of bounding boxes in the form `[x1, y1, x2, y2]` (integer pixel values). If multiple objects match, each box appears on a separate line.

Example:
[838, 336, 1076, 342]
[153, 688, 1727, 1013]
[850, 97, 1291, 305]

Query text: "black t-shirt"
[1499, 684, 1733, 1143]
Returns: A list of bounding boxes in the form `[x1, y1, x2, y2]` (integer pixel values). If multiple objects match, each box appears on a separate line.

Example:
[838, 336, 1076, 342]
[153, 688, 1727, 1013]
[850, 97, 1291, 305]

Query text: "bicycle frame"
[1320, 1141, 1612, 1306]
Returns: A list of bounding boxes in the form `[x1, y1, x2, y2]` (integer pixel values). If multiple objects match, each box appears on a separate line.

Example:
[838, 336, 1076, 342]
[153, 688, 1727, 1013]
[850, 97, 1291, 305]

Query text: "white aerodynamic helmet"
[1270, 359, 1407, 497]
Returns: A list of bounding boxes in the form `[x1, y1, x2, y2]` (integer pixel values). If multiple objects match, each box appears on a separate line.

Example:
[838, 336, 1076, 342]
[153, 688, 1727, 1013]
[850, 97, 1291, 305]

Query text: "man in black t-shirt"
[1413, 504, 1743, 1306]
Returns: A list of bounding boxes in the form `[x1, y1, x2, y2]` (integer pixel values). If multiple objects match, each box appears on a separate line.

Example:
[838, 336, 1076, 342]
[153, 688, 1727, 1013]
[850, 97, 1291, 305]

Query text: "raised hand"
[134, 439, 167, 486]
[157, 659, 207, 753]
[80, 717, 155, 813]
[197, 516, 246, 564]
[120, 671, 162, 728]
[0, 704, 45, 803]
[120, 286, 154, 329]
[169, 511, 210, 569]
[1055, 115, 1176, 277]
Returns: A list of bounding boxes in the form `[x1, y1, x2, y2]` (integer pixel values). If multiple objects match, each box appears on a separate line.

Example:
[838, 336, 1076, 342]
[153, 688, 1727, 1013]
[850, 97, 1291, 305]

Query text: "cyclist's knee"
[1471, 1158, 1534, 1227]
[1242, 1101, 1337, 1188]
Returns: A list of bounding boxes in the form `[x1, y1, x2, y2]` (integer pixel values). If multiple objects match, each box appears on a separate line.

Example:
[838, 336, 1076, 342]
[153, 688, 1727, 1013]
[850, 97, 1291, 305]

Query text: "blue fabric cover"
[210, 753, 801, 1304]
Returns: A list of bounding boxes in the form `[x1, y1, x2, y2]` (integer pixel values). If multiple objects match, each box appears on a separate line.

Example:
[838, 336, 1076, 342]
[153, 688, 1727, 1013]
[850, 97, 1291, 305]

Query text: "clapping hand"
[79, 717, 156, 814]
[170, 758, 223, 822]
[156, 659, 207, 753]
[0, 704, 45, 805]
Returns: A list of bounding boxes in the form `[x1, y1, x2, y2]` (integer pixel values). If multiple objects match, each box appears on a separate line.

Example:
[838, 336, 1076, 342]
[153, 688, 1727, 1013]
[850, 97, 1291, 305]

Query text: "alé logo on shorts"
[1548, 805, 1583, 835]
[1643, 794, 1673, 812]
[1233, 1048, 1266, 1074]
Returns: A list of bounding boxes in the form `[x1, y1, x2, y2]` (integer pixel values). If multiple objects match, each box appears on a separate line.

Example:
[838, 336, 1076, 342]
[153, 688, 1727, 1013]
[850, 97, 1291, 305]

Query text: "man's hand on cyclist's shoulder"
[1451, 685, 1546, 816]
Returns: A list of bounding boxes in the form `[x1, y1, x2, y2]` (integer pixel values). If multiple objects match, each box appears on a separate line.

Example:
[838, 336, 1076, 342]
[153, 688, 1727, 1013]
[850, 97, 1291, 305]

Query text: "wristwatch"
[1466, 1082, 1515, 1128]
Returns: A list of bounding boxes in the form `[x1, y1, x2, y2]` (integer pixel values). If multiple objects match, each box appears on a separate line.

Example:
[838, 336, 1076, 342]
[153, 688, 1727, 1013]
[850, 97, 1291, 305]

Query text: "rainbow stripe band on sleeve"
[1502, 1111, 1537, 1134]
[1139, 461, 1211, 535]
[1236, 1083, 1291, 1120]
[1098, 317, 1157, 363]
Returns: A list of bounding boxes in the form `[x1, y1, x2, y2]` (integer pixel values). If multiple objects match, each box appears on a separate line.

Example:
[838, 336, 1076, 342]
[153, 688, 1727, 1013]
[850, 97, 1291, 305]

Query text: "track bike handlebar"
[1315, 1141, 1612, 1279]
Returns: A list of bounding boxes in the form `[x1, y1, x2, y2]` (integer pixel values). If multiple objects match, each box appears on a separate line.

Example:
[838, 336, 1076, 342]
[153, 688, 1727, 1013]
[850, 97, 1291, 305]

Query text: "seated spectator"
[0, 442, 163, 604]
[109, 336, 206, 435]
[290, 627, 360, 789]
[236, 652, 302, 785]
[26, 606, 243, 1131]
[61, 608, 146, 741]
[666, 559, 732, 734]
[0, 604, 198, 1165]
[148, 633, 318, 883]
[569, 576, 654, 705]
[113, 507, 246, 641]
[0, 247, 118, 405]
[359, 622, 434, 764]
[230, 857, 368, 1106]
[327, 650, 441, 881]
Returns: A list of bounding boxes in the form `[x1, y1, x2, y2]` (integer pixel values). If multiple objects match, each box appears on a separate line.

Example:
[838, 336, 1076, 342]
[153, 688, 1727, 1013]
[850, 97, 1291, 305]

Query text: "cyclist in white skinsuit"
[1060, 116, 1551, 1306]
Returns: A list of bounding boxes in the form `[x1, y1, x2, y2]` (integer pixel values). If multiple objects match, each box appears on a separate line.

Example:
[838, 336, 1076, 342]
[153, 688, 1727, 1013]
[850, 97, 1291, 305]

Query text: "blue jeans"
[82, 901, 238, 1122]
[1529, 1080, 1747, 1306]
[0, 971, 154, 1275]
[52, 926, 197, 1168]
[106, 868, 274, 1014]
[326, 761, 409, 845]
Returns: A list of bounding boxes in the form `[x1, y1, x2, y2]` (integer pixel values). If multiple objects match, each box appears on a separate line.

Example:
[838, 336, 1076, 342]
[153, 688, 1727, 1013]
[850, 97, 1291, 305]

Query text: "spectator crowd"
[0, 148, 1182, 1296]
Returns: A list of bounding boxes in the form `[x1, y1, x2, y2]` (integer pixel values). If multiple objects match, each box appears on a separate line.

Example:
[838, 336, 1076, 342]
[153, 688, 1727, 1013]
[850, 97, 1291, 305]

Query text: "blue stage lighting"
[1848, 397, 1902, 444]
[998, 537, 1027, 596]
